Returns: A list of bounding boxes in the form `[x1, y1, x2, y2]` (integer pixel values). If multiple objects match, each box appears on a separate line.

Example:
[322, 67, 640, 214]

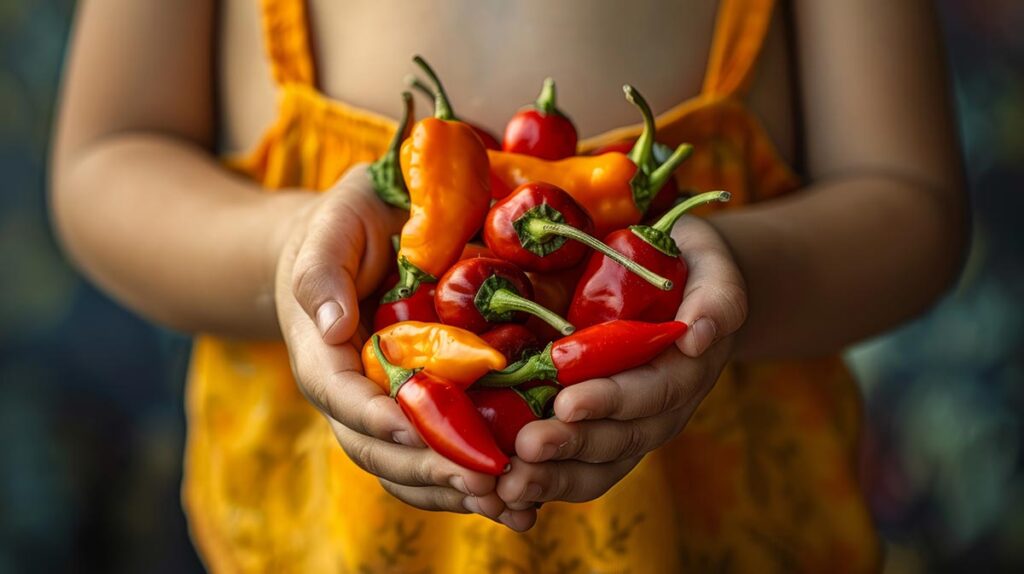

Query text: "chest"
[217, 0, 795, 162]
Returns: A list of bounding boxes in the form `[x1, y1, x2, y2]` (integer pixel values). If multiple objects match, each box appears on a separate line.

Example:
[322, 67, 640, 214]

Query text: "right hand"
[273, 165, 536, 530]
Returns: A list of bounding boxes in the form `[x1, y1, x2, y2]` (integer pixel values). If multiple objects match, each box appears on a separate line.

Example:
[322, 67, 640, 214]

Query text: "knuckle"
[291, 260, 335, 308]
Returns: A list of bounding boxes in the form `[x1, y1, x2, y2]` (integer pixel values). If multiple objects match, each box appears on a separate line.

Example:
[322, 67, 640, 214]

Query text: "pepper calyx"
[630, 225, 680, 257]
[512, 204, 569, 257]
[370, 334, 418, 397]
[479, 345, 558, 387]
[368, 92, 414, 210]
[515, 385, 561, 418]
[382, 256, 437, 303]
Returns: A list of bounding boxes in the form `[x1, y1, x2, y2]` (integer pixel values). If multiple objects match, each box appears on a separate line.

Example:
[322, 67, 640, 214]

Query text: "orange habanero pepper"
[386, 56, 492, 301]
[488, 85, 692, 237]
[361, 321, 507, 393]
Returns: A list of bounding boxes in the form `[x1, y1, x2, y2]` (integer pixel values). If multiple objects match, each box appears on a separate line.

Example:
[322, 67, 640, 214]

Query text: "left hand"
[496, 215, 748, 511]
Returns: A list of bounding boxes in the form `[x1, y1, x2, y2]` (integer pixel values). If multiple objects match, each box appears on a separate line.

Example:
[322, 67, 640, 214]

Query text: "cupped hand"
[274, 166, 535, 529]
[497, 215, 747, 511]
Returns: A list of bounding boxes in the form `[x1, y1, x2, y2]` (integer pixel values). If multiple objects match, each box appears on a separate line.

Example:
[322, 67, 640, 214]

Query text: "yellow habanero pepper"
[488, 85, 692, 238]
[386, 56, 491, 302]
[361, 322, 507, 392]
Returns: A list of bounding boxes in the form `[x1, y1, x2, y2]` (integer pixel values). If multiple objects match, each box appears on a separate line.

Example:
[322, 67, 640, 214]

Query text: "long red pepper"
[568, 191, 731, 328]
[479, 320, 688, 387]
[503, 77, 578, 160]
[484, 182, 673, 290]
[435, 258, 575, 335]
[370, 335, 509, 475]
[469, 386, 560, 455]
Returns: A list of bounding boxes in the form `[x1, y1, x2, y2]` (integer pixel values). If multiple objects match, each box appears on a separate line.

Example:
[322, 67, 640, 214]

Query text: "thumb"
[671, 217, 748, 357]
[290, 217, 364, 345]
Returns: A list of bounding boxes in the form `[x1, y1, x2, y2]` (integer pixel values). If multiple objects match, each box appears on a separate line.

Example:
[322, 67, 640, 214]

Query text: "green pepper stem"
[412, 55, 454, 121]
[487, 288, 575, 335]
[368, 92, 414, 210]
[624, 85, 656, 170]
[651, 190, 732, 234]
[405, 74, 436, 104]
[517, 385, 560, 418]
[536, 77, 558, 115]
[524, 219, 674, 291]
[479, 347, 557, 388]
[370, 335, 415, 397]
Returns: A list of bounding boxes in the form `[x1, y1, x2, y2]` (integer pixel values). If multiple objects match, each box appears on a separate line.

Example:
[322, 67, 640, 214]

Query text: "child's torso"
[216, 0, 796, 161]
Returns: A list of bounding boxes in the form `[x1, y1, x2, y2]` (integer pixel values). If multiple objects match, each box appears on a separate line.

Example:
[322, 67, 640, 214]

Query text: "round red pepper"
[483, 182, 673, 290]
[480, 320, 688, 387]
[374, 275, 438, 331]
[568, 191, 731, 328]
[480, 324, 541, 363]
[469, 385, 560, 455]
[370, 335, 509, 475]
[503, 77, 578, 160]
[435, 257, 575, 336]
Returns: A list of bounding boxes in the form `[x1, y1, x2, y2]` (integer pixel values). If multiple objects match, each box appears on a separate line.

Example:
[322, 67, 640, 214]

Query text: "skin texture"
[51, 0, 966, 529]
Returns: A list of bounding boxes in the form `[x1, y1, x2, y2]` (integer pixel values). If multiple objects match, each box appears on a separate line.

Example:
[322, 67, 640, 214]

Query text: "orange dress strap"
[260, 0, 317, 88]
[702, 0, 778, 98]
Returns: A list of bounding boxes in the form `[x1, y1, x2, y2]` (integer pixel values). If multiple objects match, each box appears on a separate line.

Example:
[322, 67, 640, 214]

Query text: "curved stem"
[624, 85, 656, 170]
[651, 190, 732, 234]
[370, 335, 414, 397]
[524, 219, 674, 291]
[647, 143, 693, 195]
[517, 385, 560, 417]
[536, 77, 558, 115]
[479, 348, 557, 388]
[368, 92, 414, 209]
[487, 288, 575, 335]
[404, 74, 436, 104]
[412, 55, 454, 121]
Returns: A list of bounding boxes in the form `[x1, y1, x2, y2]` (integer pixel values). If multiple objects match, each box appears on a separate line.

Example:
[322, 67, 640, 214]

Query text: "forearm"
[51, 133, 315, 338]
[714, 173, 967, 360]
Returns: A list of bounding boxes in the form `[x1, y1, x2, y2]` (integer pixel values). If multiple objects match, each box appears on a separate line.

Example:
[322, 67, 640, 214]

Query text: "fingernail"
[392, 431, 413, 446]
[523, 483, 542, 502]
[463, 496, 481, 514]
[537, 443, 558, 462]
[450, 475, 470, 495]
[567, 409, 590, 423]
[316, 301, 344, 336]
[688, 317, 717, 356]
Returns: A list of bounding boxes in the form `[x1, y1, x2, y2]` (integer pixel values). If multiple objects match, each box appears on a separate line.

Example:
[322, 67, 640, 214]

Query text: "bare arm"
[50, 0, 313, 338]
[715, 0, 967, 359]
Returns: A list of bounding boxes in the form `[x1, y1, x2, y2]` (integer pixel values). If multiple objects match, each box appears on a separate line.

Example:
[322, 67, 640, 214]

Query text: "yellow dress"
[183, 0, 881, 571]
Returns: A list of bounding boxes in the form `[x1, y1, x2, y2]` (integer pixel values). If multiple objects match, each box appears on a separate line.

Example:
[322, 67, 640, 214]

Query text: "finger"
[550, 346, 698, 422]
[497, 456, 642, 505]
[332, 420, 496, 496]
[515, 413, 680, 464]
[378, 479, 469, 514]
[670, 216, 748, 357]
[291, 212, 363, 344]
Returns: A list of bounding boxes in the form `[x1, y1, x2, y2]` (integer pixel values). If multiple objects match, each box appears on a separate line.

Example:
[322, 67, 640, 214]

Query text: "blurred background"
[1, 1, 1021, 572]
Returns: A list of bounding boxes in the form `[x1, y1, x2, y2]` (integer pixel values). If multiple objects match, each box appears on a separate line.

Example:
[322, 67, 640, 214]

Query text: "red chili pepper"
[568, 191, 731, 328]
[483, 182, 673, 291]
[434, 257, 575, 336]
[503, 78, 577, 160]
[468, 385, 560, 455]
[370, 335, 509, 475]
[374, 274, 438, 332]
[480, 324, 541, 363]
[406, 75, 501, 150]
[480, 320, 687, 387]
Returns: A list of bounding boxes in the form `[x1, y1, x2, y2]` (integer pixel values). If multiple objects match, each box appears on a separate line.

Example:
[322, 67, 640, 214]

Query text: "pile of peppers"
[362, 56, 730, 474]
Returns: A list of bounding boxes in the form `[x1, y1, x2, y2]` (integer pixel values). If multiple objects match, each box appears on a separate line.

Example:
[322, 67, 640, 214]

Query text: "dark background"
[1, 1, 1022, 572]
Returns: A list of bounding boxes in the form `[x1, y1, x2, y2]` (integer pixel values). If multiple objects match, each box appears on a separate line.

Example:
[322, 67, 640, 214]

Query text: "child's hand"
[496, 216, 747, 511]
[273, 166, 526, 525]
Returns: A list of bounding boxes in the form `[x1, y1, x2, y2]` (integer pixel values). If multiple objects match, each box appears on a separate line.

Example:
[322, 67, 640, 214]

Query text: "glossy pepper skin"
[435, 257, 575, 335]
[469, 386, 560, 455]
[480, 324, 540, 363]
[369, 92, 416, 209]
[503, 77, 577, 160]
[370, 335, 509, 475]
[387, 56, 492, 301]
[489, 85, 692, 237]
[480, 320, 688, 387]
[373, 276, 437, 331]
[406, 75, 501, 151]
[569, 191, 732, 329]
[484, 182, 673, 290]
[361, 321, 506, 393]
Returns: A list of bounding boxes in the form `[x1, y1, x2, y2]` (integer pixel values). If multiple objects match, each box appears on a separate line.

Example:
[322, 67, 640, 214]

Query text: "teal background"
[1, 1, 1022, 572]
